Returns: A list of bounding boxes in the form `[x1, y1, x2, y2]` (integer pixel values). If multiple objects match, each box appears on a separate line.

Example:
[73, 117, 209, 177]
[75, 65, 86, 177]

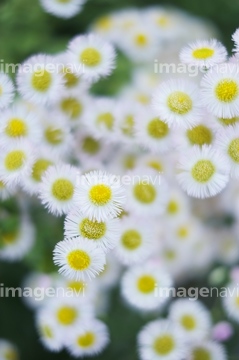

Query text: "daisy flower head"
[56, 90, 89, 123]
[152, 79, 202, 129]
[66, 319, 109, 358]
[0, 140, 36, 188]
[53, 237, 106, 281]
[180, 39, 227, 68]
[232, 28, 239, 53]
[176, 145, 230, 198]
[0, 340, 19, 360]
[223, 282, 239, 323]
[114, 216, 154, 266]
[169, 299, 212, 342]
[17, 54, 65, 105]
[91, 13, 117, 41]
[201, 63, 239, 118]
[216, 124, 239, 178]
[67, 33, 116, 82]
[135, 108, 172, 153]
[74, 129, 109, 163]
[187, 341, 226, 360]
[64, 207, 120, 252]
[75, 170, 126, 222]
[36, 310, 63, 352]
[0, 73, 15, 109]
[125, 167, 168, 217]
[113, 100, 140, 144]
[164, 188, 190, 219]
[138, 319, 187, 360]
[0, 104, 41, 146]
[121, 262, 173, 311]
[39, 163, 78, 216]
[40, 0, 85, 19]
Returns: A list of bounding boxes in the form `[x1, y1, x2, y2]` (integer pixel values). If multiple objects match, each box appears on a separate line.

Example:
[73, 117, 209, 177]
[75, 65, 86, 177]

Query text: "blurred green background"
[1, 0, 239, 359]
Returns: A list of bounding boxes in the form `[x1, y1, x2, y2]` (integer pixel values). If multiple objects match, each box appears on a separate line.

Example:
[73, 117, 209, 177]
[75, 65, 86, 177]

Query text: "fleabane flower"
[0, 140, 36, 187]
[64, 207, 120, 252]
[0, 73, 15, 109]
[177, 145, 230, 198]
[152, 79, 202, 129]
[66, 319, 109, 358]
[180, 39, 227, 67]
[169, 299, 212, 342]
[201, 63, 239, 118]
[187, 341, 226, 360]
[53, 237, 106, 281]
[0, 340, 19, 360]
[75, 170, 126, 222]
[56, 89, 88, 123]
[223, 282, 239, 323]
[138, 319, 187, 360]
[121, 262, 173, 311]
[67, 34, 116, 81]
[39, 164, 78, 216]
[40, 0, 85, 19]
[36, 310, 63, 352]
[216, 124, 239, 178]
[17, 54, 65, 105]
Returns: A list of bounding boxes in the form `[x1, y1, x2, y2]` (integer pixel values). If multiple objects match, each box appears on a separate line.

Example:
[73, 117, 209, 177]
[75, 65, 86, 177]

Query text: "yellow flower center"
[31, 70, 52, 92]
[167, 200, 179, 214]
[136, 93, 150, 104]
[135, 33, 148, 47]
[147, 118, 169, 139]
[32, 159, 53, 182]
[134, 183, 156, 204]
[77, 332, 95, 348]
[121, 230, 142, 250]
[80, 218, 106, 240]
[4, 350, 18, 360]
[42, 325, 53, 339]
[63, 70, 79, 88]
[181, 315, 196, 330]
[61, 97, 82, 119]
[187, 125, 213, 146]
[67, 281, 86, 293]
[164, 249, 176, 260]
[122, 115, 134, 136]
[5, 118, 27, 137]
[218, 116, 239, 126]
[192, 47, 214, 60]
[191, 160, 215, 183]
[228, 138, 239, 163]
[97, 112, 114, 130]
[67, 249, 91, 271]
[137, 275, 156, 293]
[192, 347, 211, 360]
[52, 178, 74, 201]
[44, 126, 63, 145]
[57, 306, 77, 325]
[215, 79, 238, 103]
[80, 48, 102, 67]
[154, 335, 175, 355]
[157, 16, 169, 27]
[177, 226, 189, 238]
[123, 155, 135, 170]
[82, 136, 101, 154]
[167, 91, 192, 115]
[2, 231, 18, 245]
[95, 16, 113, 31]
[147, 161, 163, 172]
[5, 150, 26, 171]
[57, 0, 71, 3]
[89, 184, 112, 206]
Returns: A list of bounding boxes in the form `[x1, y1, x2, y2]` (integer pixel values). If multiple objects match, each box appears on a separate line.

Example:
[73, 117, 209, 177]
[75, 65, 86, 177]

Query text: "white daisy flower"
[36, 310, 63, 352]
[0, 140, 36, 188]
[223, 282, 239, 323]
[90, 13, 117, 42]
[232, 28, 239, 53]
[114, 216, 154, 266]
[135, 108, 172, 153]
[216, 124, 239, 178]
[0, 339, 19, 360]
[201, 63, 239, 118]
[169, 299, 212, 342]
[152, 79, 202, 129]
[176, 145, 230, 198]
[0, 216, 35, 261]
[53, 237, 106, 281]
[40, 0, 85, 19]
[125, 168, 168, 217]
[138, 319, 187, 360]
[39, 164, 78, 216]
[164, 188, 190, 219]
[121, 262, 173, 311]
[75, 170, 126, 222]
[187, 341, 226, 360]
[216, 229, 239, 265]
[56, 90, 89, 124]
[64, 207, 120, 252]
[17, 54, 65, 105]
[67, 34, 116, 81]
[66, 319, 109, 357]
[166, 216, 202, 249]
[57, 276, 97, 300]
[180, 39, 227, 67]
[0, 73, 15, 109]
[0, 104, 41, 146]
